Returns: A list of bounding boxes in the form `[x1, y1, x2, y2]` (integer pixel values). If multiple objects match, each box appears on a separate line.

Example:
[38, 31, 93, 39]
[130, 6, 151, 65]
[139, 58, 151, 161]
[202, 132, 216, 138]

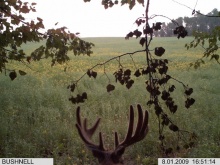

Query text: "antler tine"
[133, 104, 144, 137]
[75, 106, 105, 151]
[115, 104, 149, 149]
[123, 105, 135, 143]
[133, 104, 149, 141]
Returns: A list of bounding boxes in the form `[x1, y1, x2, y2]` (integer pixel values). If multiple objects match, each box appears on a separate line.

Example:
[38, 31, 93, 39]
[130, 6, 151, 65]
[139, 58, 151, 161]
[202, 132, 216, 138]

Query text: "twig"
[172, 0, 220, 17]
[103, 64, 111, 83]
[129, 54, 137, 69]
[167, 74, 187, 88]
[149, 14, 180, 26]
[73, 49, 146, 84]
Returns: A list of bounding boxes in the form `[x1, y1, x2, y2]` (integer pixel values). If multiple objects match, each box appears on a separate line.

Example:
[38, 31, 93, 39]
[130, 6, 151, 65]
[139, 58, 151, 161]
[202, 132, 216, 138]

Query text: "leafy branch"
[68, 49, 145, 98]
[70, 0, 197, 156]
[169, 0, 220, 67]
[186, 26, 220, 68]
[0, 0, 94, 80]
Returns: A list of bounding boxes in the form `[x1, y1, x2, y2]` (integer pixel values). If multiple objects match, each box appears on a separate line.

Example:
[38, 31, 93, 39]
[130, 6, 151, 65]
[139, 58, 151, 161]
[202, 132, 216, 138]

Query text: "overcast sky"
[28, 0, 220, 37]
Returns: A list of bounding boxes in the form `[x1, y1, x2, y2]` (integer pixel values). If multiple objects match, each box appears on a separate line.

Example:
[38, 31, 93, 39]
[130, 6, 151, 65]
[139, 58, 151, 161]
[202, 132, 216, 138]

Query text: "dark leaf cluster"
[169, 124, 179, 132]
[69, 92, 87, 104]
[101, 0, 118, 9]
[134, 69, 141, 77]
[125, 29, 142, 39]
[173, 26, 188, 39]
[67, 83, 76, 92]
[150, 59, 168, 75]
[9, 70, 27, 81]
[135, 18, 145, 26]
[153, 22, 162, 31]
[185, 98, 195, 108]
[126, 22, 163, 40]
[143, 26, 153, 35]
[114, 68, 134, 89]
[99, 0, 144, 10]
[145, 81, 160, 97]
[157, 75, 171, 85]
[165, 96, 178, 114]
[155, 47, 165, 57]
[87, 70, 97, 79]
[184, 87, 195, 108]
[106, 84, 115, 92]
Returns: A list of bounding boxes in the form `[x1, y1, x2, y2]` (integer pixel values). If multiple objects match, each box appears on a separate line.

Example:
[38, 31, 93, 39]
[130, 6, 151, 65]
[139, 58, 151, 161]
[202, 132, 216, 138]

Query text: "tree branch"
[149, 14, 180, 26]
[73, 49, 146, 84]
[172, 0, 220, 17]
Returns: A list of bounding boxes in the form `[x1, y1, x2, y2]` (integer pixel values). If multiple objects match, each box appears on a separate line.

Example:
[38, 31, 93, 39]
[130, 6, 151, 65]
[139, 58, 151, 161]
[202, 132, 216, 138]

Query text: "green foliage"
[186, 26, 220, 68]
[0, 0, 94, 80]
[182, 9, 220, 68]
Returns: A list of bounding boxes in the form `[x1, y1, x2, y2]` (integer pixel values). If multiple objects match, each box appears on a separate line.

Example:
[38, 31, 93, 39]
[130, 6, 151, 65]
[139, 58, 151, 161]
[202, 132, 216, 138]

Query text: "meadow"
[0, 37, 219, 165]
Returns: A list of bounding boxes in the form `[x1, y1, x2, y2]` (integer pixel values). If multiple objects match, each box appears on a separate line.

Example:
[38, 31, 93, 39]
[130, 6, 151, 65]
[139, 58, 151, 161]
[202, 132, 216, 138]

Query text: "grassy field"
[0, 37, 219, 164]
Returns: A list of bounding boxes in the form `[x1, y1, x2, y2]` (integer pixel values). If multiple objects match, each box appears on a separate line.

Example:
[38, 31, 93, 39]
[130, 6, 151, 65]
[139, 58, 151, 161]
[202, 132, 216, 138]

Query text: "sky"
[27, 0, 220, 37]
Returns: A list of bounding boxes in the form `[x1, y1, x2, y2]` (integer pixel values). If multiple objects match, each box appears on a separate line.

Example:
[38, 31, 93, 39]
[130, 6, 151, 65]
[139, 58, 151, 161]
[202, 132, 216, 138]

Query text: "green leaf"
[68, 84, 75, 92]
[19, 70, 27, 76]
[124, 69, 131, 76]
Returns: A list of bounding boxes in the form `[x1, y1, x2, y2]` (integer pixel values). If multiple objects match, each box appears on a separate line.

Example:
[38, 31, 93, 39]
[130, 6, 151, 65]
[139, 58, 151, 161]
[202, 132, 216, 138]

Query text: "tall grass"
[0, 37, 219, 164]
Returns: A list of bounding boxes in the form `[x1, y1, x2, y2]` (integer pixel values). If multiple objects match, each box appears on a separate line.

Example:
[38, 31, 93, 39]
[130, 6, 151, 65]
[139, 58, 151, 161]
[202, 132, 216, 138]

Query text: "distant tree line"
[154, 8, 220, 37]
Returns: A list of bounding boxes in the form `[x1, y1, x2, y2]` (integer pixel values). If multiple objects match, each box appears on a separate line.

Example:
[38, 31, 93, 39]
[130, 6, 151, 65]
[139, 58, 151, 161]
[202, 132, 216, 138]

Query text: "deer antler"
[76, 104, 149, 165]
[75, 107, 106, 158]
[113, 104, 149, 157]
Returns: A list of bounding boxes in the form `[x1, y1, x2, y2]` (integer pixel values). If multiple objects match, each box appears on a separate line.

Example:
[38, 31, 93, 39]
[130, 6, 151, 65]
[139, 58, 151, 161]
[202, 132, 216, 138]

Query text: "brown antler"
[76, 104, 149, 165]
[75, 107, 106, 160]
[113, 104, 149, 158]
